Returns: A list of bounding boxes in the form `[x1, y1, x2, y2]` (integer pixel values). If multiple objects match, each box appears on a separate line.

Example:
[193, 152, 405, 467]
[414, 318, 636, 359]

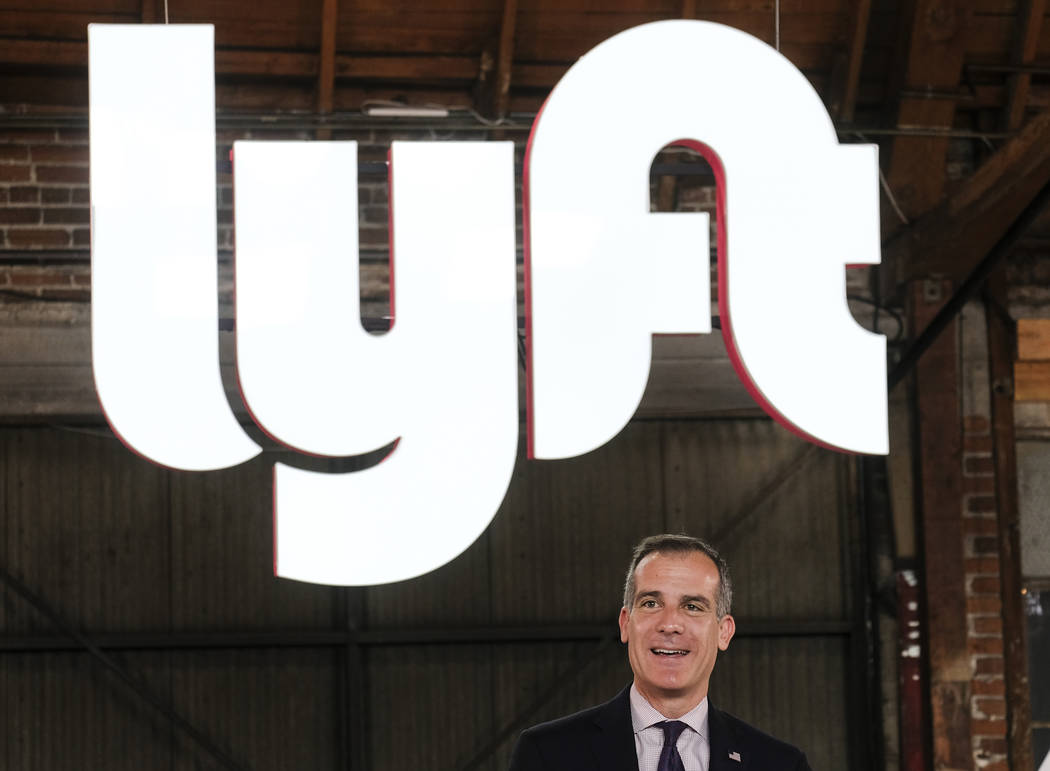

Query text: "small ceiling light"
[363, 101, 449, 119]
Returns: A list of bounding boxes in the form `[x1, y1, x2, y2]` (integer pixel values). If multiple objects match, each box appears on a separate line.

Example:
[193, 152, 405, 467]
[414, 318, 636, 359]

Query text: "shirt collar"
[628, 683, 709, 739]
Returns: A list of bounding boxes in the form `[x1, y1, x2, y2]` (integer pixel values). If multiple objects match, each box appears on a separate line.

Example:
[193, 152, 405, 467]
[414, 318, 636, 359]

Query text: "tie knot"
[660, 720, 688, 745]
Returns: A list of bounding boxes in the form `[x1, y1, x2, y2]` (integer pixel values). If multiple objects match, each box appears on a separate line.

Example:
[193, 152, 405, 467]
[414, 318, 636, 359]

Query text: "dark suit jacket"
[508, 687, 812, 771]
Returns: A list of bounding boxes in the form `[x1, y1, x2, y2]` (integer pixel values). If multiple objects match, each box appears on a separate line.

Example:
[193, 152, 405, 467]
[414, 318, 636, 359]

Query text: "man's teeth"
[652, 648, 687, 655]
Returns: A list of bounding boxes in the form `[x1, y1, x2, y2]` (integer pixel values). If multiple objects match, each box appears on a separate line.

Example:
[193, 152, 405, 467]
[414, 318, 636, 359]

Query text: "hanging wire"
[878, 166, 910, 225]
[853, 132, 910, 225]
[775, 0, 781, 51]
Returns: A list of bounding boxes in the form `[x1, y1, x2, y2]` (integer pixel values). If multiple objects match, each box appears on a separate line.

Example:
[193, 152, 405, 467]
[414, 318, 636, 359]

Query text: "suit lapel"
[708, 705, 745, 771]
[591, 687, 639, 771]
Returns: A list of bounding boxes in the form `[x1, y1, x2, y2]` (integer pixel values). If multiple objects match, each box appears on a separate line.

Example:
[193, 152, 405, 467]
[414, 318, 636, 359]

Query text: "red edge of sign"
[386, 146, 396, 327]
[228, 144, 401, 463]
[522, 98, 551, 461]
[272, 467, 278, 577]
[670, 139, 850, 455]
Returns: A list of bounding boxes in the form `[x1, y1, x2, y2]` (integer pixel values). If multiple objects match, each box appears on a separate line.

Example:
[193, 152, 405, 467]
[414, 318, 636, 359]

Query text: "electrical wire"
[853, 132, 910, 225]
[775, 0, 781, 51]
[847, 294, 904, 343]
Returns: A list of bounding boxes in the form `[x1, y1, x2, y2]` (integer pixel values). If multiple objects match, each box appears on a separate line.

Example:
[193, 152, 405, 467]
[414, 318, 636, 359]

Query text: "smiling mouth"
[651, 648, 689, 656]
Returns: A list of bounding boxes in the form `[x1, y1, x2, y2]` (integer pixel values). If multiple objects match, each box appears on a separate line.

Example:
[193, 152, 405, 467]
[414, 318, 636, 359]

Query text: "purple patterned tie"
[657, 720, 687, 771]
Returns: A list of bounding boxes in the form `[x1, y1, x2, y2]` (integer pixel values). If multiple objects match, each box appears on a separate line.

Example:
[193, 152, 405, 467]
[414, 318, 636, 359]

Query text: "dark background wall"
[1, 418, 860, 770]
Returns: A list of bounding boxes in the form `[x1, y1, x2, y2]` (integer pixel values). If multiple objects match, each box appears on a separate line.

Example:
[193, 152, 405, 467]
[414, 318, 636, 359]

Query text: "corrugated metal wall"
[0, 418, 862, 770]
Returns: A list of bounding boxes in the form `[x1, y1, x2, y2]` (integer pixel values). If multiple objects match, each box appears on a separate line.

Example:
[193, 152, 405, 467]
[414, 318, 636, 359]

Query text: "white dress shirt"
[629, 684, 710, 771]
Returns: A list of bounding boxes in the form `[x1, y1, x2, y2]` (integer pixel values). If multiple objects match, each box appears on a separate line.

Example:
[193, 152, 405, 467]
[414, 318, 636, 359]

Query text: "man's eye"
[640, 599, 657, 608]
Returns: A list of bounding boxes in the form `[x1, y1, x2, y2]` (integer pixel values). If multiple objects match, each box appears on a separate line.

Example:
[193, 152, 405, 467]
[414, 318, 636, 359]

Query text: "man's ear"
[717, 614, 736, 651]
[618, 606, 630, 643]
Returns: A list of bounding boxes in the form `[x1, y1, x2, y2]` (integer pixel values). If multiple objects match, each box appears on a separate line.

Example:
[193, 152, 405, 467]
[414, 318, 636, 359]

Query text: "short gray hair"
[622, 533, 732, 618]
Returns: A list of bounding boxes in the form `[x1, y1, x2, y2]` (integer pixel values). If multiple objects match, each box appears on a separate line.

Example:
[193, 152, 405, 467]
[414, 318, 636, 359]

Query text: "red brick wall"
[0, 129, 90, 253]
[959, 300, 1016, 771]
[963, 413, 1010, 769]
[0, 127, 403, 313]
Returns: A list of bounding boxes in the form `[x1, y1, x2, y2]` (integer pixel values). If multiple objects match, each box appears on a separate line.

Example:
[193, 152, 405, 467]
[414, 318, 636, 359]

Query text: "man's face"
[618, 550, 735, 712]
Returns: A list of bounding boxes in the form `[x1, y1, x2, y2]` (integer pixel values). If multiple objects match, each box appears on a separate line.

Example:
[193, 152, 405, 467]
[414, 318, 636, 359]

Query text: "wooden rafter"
[493, 0, 518, 120]
[882, 3, 974, 767]
[882, 0, 971, 234]
[0, 39, 489, 84]
[476, 0, 518, 120]
[909, 279, 972, 771]
[1005, 0, 1047, 131]
[830, 0, 871, 123]
[140, 0, 162, 23]
[317, 0, 339, 116]
[884, 108, 1050, 285]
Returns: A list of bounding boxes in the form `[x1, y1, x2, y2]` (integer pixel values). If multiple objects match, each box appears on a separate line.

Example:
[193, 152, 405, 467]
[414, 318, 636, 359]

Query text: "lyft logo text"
[88, 21, 886, 586]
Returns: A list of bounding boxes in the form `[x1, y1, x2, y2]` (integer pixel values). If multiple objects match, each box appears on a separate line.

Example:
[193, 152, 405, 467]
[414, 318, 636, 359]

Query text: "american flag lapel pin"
[729, 751, 742, 762]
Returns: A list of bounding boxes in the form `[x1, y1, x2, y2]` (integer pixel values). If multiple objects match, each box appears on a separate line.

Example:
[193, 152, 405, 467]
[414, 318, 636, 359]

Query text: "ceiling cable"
[775, 0, 781, 51]
[164, 0, 169, 23]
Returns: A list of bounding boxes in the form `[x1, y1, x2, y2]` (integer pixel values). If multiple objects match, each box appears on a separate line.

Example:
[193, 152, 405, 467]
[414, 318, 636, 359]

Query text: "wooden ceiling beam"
[829, 0, 872, 123]
[218, 49, 318, 77]
[882, 1, 971, 232]
[493, 0, 518, 120]
[140, 0, 163, 24]
[884, 108, 1050, 284]
[317, 0, 339, 116]
[475, 0, 519, 120]
[0, 39, 483, 83]
[0, 39, 86, 68]
[1005, 0, 1047, 131]
[881, 5, 978, 760]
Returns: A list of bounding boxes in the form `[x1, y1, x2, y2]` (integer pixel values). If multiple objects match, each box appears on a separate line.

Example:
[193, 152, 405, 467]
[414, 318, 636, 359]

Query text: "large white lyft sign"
[527, 22, 884, 458]
[88, 22, 886, 586]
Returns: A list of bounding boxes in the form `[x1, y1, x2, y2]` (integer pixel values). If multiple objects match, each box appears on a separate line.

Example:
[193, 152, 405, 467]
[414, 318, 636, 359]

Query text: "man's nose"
[656, 608, 684, 632]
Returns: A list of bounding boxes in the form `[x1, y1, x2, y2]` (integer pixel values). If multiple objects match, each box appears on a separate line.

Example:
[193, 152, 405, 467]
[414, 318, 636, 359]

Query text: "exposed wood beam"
[882, 1, 971, 231]
[887, 4, 974, 766]
[317, 0, 339, 115]
[316, 0, 338, 139]
[493, 0, 518, 120]
[883, 108, 1050, 285]
[0, 39, 86, 68]
[0, 39, 487, 83]
[476, 0, 518, 120]
[830, 0, 871, 123]
[1017, 318, 1050, 359]
[140, 0, 163, 24]
[1005, 0, 1047, 131]
[879, 0, 972, 303]
[681, 0, 697, 19]
[909, 279, 973, 771]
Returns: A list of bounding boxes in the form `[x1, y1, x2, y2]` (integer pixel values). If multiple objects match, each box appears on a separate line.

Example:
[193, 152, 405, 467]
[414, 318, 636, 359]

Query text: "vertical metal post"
[346, 588, 368, 770]
[857, 455, 890, 771]
[909, 278, 973, 770]
[334, 587, 367, 770]
[335, 587, 350, 771]
[845, 456, 877, 771]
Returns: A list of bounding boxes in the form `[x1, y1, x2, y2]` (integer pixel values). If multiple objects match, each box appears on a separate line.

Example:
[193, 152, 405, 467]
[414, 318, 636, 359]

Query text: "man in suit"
[509, 534, 812, 770]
